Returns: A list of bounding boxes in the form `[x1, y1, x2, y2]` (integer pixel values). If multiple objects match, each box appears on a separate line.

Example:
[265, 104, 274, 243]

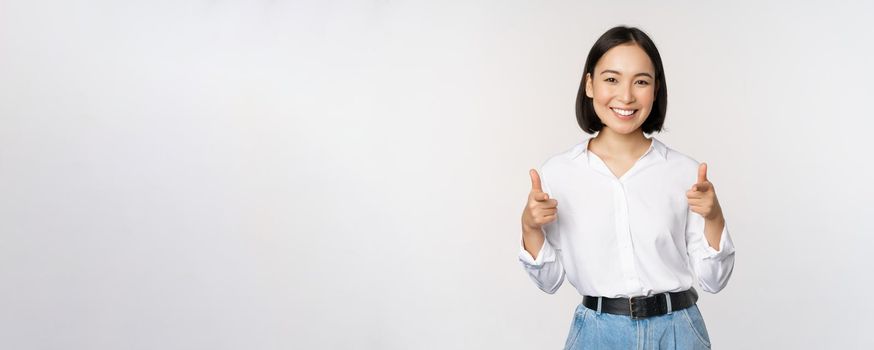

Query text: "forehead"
[595, 43, 655, 75]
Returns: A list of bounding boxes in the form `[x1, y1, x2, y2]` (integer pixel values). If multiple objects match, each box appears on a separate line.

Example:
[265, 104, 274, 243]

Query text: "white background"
[2, 0, 873, 349]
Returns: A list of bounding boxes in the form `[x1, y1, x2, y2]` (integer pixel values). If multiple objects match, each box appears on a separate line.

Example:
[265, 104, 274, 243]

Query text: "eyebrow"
[600, 70, 654, 79]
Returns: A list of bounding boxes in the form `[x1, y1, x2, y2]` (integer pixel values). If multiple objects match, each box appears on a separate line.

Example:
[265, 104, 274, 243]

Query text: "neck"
[590, 128, 650, 158]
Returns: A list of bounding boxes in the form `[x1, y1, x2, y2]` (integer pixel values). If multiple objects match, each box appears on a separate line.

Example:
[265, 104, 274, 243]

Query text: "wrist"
[522, 225, 543, 236]
[704, 213, 725, 225]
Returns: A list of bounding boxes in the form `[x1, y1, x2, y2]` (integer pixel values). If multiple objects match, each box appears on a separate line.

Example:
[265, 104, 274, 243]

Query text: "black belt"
[582, 288, 698, 319]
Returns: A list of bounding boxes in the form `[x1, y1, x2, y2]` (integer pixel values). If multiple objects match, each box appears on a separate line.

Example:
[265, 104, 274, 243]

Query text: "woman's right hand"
[521, 169, 558, 233]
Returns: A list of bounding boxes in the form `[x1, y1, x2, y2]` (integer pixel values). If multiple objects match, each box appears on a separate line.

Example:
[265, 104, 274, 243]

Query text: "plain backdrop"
[2, 0, 874, 349]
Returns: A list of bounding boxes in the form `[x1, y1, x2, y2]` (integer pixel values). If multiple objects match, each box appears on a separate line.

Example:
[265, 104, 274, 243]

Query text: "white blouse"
[518, 136, 735, 298]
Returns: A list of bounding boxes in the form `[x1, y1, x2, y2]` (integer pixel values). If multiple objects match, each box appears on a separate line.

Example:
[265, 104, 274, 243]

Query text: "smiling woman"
[576, 26, 668, 136]
[519, 26, 736, 350]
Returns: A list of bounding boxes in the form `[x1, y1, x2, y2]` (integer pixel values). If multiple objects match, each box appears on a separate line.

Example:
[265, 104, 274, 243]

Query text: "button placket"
[613, 179, 641, 291]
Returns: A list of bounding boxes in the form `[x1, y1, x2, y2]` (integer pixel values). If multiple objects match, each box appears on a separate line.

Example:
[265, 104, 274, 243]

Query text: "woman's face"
[585, 43, 657, 135]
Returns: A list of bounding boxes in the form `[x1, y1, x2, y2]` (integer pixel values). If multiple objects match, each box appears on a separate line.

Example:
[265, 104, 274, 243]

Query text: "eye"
[604, 77, 617, 83]
[635, 80, 650, 86]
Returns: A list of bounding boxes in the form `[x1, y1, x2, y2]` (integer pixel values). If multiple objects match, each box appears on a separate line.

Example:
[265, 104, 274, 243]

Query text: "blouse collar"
[570, 135, 667, 161]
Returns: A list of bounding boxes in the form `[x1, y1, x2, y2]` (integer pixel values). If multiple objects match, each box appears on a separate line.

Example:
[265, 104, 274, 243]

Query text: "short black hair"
[575, 26, 668, 134]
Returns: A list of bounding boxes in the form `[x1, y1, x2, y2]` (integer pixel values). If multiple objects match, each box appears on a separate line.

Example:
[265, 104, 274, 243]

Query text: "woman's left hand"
[686, 163, 724, 221]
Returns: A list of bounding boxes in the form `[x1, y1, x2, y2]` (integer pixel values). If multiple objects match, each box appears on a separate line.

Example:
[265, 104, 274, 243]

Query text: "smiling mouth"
[610, 107, 638, 119]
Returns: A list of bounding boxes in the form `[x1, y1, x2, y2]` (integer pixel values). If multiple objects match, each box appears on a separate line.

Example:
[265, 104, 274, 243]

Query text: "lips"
[610, 107, 638, 120]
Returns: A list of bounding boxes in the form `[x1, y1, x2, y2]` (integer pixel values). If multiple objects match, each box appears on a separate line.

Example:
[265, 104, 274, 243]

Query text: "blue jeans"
[564, 302, 712, 349]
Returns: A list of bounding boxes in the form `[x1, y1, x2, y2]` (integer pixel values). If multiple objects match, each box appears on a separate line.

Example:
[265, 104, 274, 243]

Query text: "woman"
[518, 26, 736, 349]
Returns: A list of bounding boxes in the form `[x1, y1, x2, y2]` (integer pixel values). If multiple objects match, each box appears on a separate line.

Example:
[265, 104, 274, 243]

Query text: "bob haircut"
[575, 26, 668, 134]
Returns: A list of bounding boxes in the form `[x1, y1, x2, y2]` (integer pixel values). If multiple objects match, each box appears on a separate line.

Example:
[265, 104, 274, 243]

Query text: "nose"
[618, 82, 635, 104]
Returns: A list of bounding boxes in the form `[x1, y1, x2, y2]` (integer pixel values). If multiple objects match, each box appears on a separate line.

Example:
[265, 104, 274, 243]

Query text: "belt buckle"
[628, 296, 640, 320]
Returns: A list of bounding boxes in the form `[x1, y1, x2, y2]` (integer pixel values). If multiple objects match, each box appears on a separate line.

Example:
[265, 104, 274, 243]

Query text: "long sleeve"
[517, 171, 565, 294]
[518, 231, 565, 294]
[684, 209, 736, 293]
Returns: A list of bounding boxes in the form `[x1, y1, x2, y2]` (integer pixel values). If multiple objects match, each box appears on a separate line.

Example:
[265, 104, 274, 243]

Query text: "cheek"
[636, 88, 656, 106]
[592, 87, 613, 106]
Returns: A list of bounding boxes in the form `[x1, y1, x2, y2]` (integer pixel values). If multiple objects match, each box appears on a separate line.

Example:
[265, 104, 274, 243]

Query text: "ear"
[585, 73, 594, 98]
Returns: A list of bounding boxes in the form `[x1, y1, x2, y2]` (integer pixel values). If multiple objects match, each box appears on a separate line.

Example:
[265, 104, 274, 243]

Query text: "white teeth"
[612, 108, 635, 116]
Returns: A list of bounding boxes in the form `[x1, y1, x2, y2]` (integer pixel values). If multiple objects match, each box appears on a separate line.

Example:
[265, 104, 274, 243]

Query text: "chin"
[602, 123, 642, 135]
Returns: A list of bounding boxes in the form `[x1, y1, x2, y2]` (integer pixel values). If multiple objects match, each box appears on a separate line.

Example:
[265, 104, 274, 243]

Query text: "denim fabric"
[564, 302, 711, 349]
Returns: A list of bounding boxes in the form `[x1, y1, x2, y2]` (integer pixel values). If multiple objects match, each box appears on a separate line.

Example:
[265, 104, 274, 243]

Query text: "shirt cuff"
[701, 223, 736, 261]
[518, 235, 556, 268]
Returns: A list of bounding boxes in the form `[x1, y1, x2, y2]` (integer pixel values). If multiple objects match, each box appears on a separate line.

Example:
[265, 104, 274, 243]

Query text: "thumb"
[697, 162, 708, 183]
[529, 169, 543, 192]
